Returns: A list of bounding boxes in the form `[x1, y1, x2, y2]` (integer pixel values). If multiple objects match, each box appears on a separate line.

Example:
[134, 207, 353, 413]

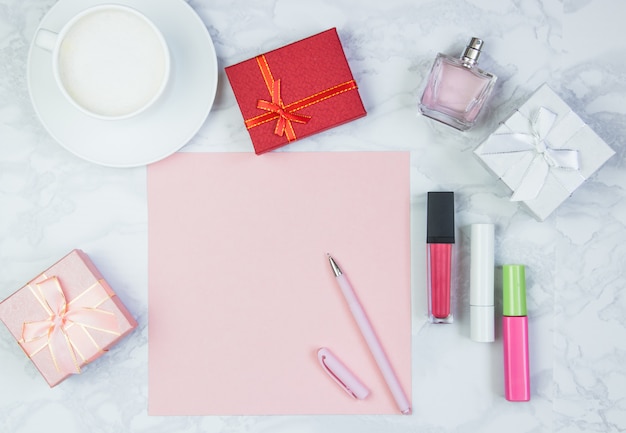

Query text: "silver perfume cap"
[461, 37, 483, 65]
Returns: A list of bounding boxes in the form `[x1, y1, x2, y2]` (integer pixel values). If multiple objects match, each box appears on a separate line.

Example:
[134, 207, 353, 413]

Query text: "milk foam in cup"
[35, 5, 170, 120]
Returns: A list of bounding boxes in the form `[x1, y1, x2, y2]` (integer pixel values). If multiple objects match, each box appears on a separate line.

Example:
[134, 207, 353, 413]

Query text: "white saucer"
[27, 0, 218, 167]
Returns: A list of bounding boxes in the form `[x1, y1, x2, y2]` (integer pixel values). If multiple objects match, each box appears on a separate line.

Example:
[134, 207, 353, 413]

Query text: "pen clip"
[317, 347, 370, 400]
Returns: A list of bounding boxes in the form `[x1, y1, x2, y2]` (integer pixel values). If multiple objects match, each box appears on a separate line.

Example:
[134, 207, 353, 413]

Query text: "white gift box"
[474, 84, 615, 221]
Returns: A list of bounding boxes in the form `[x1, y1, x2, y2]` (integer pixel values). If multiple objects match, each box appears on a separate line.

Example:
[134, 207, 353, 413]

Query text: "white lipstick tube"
[470, 223, 494, 342]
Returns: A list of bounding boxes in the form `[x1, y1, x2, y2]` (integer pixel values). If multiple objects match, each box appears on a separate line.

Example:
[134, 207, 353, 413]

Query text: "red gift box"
[226, 28, 366, 154]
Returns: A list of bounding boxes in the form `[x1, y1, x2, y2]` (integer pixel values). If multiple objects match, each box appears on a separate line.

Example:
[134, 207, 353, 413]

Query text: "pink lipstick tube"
[502, 264, 530, 401]
[426, 192, 455, 323]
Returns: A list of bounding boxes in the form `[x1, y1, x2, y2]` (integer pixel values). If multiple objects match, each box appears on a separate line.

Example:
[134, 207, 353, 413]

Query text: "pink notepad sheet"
[147, 152, 411, 415]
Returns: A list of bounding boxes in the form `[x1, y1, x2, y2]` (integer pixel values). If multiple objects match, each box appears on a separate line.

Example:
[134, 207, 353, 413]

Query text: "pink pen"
[502, 264, 530, 401]
[327, 254, 411, 414]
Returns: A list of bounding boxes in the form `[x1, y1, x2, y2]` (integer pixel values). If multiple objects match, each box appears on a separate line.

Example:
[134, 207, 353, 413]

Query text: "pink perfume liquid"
[419, 38, 496, 131]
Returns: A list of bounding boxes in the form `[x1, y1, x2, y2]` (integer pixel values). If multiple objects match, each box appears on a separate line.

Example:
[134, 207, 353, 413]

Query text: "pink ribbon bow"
[20, 276, 119, 375]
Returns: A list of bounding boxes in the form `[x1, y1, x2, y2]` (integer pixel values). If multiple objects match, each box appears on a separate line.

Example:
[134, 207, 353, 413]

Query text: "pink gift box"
[0, 249, 137, 387]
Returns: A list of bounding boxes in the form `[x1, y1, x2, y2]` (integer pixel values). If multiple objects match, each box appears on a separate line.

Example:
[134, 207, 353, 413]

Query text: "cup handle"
[35, 28, 58, 52]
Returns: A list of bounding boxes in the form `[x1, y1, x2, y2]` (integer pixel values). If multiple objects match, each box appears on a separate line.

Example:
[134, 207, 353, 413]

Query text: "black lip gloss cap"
[427, 192, 455, 244]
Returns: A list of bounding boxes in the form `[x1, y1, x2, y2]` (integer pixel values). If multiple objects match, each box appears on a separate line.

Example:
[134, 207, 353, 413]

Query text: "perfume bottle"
[419, 37, 497, 131]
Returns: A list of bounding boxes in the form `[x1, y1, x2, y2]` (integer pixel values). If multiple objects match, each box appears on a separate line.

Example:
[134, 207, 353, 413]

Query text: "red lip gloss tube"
[503, 264, 530, 401]
[426, 192, 455, 323]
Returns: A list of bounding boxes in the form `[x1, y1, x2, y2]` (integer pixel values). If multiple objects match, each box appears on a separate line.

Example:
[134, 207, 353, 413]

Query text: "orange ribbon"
[257, 79, 312, 138]
[244, 54, 359, 142]
[19, 276, 120, 375]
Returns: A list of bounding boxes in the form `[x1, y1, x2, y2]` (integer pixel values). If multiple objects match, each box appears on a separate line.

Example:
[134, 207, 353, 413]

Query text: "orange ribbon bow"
[257, 79, 312, 139]
[244, 54, 359, 142]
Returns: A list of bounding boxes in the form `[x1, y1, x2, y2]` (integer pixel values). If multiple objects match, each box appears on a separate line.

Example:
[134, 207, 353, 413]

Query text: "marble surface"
[0, 0, 624, 431]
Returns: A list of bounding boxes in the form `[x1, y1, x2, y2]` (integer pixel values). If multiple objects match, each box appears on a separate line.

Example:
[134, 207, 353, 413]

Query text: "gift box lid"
[226, 28, 366, 154]
[0, 249, 137, 387]
[474, 83, 615, 221]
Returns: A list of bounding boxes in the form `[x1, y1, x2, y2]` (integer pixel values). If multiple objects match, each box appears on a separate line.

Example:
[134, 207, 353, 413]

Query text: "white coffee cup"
[35, 4, 170, 120]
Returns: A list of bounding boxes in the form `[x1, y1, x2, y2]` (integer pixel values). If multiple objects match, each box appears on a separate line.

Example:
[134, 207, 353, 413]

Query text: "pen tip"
[327, 254, 342, 277]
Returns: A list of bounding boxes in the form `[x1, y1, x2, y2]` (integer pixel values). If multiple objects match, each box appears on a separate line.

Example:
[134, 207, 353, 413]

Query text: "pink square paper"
[147, 152, 411, 415]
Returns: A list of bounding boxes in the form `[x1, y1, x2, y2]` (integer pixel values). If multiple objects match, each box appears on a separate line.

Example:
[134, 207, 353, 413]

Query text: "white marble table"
[1, 0, 625, 431]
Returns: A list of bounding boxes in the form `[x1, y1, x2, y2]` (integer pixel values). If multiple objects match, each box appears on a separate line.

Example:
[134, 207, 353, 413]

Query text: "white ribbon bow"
[480, 107, 580, 201]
